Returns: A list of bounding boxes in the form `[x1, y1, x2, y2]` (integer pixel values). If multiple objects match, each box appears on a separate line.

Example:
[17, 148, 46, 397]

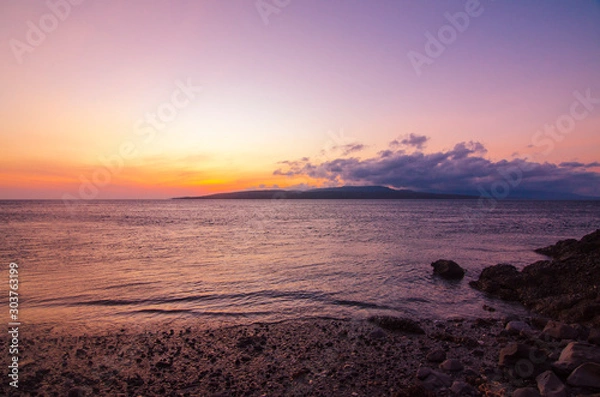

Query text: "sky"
[1, 0, 599, 199]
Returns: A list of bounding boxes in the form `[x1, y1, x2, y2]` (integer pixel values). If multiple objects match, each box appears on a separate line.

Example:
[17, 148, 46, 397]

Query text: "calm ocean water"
[1, 199, 599, 332]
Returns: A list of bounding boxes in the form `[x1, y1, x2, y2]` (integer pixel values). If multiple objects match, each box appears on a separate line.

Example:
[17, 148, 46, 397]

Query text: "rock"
[589, 329, 600, 346]
[155, 360, 172, 369]
[471, 230, 600, 327]
[536, 370, 567, 397]
[416, 367, 432, 379]
[499, 343, 549, 377]
[426, 349, 446, 363]
[572, 323, 590, 340]
[431, 259, 465, 280]
[566, 362, 600, 388]
[535, 230, 600, 260]
[369, 329, 387, 339]
[67, 388, 86, 397]
[367, 316, 425, 334]
[512, 387, 541, 397]
[507, 321, 532, 334]
[450, 380, 476, 395]
[417, 368, 452, 390]
[469, 264, 522, 301]
[543, 321, 578, 340]
[531, 317, 550, 330]
[555, 342, 600, 372]
[499, 343, 534, 367]
[439, 359, 463, 372]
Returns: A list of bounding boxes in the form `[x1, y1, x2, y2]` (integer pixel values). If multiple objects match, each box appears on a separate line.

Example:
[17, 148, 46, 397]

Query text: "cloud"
[273, 141, 600, 198]
[334, 143, 365, 156]
[390, 133, 430, 150]
[559, 161, 600, 169]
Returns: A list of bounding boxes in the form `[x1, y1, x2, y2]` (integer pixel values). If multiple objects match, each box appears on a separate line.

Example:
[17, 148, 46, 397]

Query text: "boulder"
[554, 342, 600, 373]
[471, 230, 600, 327]
[469, 264, 521, 301]
[535, 229, 600, 260]
[536, 370, 567, 397]
[431, 260, 465, 280]
[542, 321, 578, 340]
[566, 362, 600, 388]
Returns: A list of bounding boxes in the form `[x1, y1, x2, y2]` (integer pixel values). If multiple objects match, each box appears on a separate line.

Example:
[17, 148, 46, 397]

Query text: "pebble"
[506, 321, 532, 334]
[368, 329, 387, 340]
[417, 368, 452, 390]
[450, 380, 476, 395]
[439, 359, 463, 372]
[426, 349, 446, 363]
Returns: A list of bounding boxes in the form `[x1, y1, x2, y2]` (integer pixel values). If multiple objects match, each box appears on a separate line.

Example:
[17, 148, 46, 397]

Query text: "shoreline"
[0, 317, 539, 396]
[3, 230, 599, 396]
[3, 314, 599, 396]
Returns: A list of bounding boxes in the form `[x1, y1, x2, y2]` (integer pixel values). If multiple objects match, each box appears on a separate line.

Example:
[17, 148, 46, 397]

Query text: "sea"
[1, 199, 599, 333]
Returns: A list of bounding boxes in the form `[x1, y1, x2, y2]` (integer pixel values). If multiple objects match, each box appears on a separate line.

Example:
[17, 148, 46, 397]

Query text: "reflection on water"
[1, 199, 599, 330]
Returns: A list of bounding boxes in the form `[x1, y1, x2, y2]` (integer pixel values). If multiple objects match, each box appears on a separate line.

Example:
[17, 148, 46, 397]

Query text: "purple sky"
[1, 0, 599, 198]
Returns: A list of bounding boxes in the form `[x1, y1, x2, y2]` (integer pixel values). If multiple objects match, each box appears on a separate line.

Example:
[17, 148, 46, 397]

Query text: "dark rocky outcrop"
[470, 230, 600, 327]
[431, 259, 466, 280]
[535, 230, 600, 260]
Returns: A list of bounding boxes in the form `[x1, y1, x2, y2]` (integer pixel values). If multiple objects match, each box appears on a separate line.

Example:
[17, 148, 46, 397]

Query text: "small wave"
[52, 289, 393, 314]
[330, 299, 393, 310]
[131, 308, 192, 314]
[121, 309, 274, 318]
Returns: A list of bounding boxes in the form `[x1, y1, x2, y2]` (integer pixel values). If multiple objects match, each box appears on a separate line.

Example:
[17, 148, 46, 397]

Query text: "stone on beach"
[426, 348, 446, 363]
[439, 358, 463, 372]
[554, 342, 600, 373]
[566, 362, 600, 389]
[536, 370, 567, 397]
[431, 259, 466, 280]
[450, 380, 477, 395]
[416, 367, 453, 390]
[506, 320, 532, 334]
[542, 321, 578, 340]
[499, 343, 534, 367]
